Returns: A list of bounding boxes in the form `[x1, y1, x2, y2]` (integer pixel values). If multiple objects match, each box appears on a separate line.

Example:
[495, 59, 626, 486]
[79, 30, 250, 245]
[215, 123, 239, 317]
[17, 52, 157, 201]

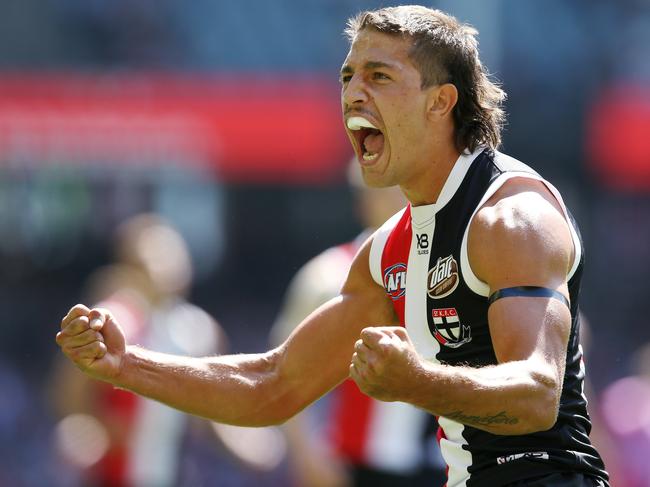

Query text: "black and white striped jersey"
[369, 147, 609, 486]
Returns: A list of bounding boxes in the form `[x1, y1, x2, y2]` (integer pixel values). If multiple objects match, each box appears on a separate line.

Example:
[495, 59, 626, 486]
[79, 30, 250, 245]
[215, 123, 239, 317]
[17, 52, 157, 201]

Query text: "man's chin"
[360, 171, 395, 189]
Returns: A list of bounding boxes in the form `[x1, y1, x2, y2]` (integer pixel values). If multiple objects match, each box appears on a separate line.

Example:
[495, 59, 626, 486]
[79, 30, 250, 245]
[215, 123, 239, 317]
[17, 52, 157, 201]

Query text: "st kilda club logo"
[383, 263, 407, 300]
[431, 308, 471, 348]
[427, 255, 459, 299]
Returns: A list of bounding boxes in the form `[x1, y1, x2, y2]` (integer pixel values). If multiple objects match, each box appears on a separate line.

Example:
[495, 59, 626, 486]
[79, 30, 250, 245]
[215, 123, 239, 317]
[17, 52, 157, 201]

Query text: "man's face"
[341, 29, 431, 188]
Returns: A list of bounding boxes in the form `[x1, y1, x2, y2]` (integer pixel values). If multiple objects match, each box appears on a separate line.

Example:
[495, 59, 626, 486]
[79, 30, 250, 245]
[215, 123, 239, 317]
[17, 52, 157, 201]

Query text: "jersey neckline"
[410, 146, 486, 227]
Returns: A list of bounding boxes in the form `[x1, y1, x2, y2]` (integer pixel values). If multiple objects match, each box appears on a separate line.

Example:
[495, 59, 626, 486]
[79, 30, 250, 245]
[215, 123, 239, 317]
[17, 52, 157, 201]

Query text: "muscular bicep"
[468, 178, 573, 368]
[488, 297, 571, 369]
[274, 237, 396, 413]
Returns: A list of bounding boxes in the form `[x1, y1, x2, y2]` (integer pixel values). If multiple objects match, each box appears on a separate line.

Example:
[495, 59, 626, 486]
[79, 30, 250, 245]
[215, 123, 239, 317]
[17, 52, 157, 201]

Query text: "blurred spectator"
[49, 214, 229, 486]
[270, 162, 446, 487]
[0, 360, 80, 487]
[600, 343, 650, 487]
[578, 314, 622, 487]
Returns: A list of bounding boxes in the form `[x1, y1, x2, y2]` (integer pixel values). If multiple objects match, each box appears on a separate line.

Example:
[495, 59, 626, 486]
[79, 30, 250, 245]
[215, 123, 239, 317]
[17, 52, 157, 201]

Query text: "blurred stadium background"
[0, 0, 649, 486]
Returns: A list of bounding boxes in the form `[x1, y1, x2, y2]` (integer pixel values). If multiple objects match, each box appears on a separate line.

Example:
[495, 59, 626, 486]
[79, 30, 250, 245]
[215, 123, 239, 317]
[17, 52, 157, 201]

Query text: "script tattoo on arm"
[444, 410, 519, 427]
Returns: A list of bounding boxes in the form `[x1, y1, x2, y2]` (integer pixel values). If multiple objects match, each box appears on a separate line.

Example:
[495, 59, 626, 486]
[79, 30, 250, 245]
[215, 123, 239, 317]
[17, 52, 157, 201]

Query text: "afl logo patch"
[428, 255, 459, 299]
[383, 263, 407, 300]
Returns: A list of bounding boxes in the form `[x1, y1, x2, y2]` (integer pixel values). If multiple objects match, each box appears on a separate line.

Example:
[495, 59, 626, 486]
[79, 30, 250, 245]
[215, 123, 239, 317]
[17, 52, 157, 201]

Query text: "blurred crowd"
[0, 1, 649, 486]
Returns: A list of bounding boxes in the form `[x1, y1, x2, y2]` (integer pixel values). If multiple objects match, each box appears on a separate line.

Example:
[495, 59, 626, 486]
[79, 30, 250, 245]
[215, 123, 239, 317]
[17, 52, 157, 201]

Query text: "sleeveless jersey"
[369, 147, 609, 486]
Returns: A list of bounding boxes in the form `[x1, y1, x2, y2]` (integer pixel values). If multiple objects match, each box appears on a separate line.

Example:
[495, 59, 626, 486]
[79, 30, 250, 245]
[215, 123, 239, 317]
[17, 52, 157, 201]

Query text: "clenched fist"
[56, 304, 126, 382]
[349, 326, 424, 403]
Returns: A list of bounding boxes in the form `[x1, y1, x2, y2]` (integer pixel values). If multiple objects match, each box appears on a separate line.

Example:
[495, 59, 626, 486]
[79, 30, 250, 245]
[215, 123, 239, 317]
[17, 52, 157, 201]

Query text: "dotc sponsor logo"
[427, 255, 459, 299]
[430, 308, 471, 348]
[383, 263, 407, 300]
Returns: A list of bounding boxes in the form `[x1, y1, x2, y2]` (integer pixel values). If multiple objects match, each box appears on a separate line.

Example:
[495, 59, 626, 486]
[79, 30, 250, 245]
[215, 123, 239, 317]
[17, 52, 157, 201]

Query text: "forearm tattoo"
[444, 410, 519, 427]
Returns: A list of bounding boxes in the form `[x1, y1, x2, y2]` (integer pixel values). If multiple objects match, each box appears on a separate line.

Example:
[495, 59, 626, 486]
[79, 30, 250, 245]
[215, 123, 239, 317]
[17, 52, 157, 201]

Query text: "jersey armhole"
[369, 208, 407, 286]
[460, 172, 583, 297]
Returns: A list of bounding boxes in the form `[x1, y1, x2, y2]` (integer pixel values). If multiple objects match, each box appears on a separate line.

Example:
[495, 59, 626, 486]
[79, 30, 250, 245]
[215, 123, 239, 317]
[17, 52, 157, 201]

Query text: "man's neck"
[402, 147, 461, 206]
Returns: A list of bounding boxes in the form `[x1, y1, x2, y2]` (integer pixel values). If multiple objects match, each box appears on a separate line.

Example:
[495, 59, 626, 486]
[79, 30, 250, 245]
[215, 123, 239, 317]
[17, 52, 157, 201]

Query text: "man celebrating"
[57, 6, 609, 486]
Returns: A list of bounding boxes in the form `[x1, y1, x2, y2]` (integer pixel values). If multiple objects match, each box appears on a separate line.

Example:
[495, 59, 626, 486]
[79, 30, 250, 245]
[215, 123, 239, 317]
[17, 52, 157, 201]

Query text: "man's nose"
[342, 74, 369, 107]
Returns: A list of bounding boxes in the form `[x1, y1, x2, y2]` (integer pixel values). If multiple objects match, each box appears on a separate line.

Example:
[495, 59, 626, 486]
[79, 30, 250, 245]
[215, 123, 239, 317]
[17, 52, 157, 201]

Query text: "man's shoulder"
[473, 175, 570, 242]
[469, 177, 575, 286]
[367, 206, 409, 285]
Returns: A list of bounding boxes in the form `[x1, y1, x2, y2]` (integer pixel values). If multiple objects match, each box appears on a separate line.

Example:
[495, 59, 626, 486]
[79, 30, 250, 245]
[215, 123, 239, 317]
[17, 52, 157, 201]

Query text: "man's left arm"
[350, 178, 573, 435]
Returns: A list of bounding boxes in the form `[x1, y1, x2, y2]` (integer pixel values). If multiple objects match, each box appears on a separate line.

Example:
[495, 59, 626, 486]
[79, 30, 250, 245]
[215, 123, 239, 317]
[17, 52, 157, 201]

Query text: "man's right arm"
[56, 237, 396, 427]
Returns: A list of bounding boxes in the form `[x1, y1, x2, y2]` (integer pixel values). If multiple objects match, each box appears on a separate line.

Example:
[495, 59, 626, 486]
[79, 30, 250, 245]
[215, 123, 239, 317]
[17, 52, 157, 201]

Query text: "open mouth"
[346, 116, 385, 163]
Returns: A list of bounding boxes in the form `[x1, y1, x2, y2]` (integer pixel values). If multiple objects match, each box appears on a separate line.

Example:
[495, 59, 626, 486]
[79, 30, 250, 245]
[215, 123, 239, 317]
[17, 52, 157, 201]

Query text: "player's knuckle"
[65, 347, 79, 360]
[77, 332, 93, 346]
[376, 342, 389, 355]
[349, 364, 360, 381]
[93, 307, 110, 319]
[71, 304, 87, 315]
[365, 361, 377, 375]
[354, 362, 366, 376]
[70, 316, 88, 331]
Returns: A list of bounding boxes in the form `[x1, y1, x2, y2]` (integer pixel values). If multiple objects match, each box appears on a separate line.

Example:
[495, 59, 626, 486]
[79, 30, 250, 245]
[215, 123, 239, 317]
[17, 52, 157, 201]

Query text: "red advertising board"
[0, 73, 350, 183]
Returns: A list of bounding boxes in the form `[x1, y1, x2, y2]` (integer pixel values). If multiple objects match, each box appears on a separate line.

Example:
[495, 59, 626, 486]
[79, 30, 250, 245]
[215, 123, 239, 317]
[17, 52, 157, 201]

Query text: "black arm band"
[488, 286, 570, 309]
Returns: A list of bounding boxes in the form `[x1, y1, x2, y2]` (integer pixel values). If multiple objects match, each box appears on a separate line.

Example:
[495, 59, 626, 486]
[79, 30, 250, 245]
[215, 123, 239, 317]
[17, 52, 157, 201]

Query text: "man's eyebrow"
[340, 61, 397, 76]
[364, 61, 396, 70]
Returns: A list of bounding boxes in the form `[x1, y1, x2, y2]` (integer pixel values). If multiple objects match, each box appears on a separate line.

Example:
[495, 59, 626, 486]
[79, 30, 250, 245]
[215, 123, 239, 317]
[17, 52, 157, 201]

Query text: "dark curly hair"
[345, 5, 506, 153]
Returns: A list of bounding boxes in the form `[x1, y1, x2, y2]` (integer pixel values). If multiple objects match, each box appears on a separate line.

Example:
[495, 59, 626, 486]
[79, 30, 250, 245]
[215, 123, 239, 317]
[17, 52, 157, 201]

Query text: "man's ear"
[427, 83, 458, 120]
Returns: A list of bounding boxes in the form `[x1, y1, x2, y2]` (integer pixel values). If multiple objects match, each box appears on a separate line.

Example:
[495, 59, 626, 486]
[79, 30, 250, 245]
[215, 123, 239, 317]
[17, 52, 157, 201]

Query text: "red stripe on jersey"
[330, 378, 374, 463]
[381, 206, 412, 325]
